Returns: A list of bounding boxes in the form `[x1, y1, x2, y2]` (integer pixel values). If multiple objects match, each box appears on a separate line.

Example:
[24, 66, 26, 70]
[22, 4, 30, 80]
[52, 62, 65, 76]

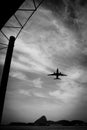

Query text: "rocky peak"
[34, 115, 47, 125]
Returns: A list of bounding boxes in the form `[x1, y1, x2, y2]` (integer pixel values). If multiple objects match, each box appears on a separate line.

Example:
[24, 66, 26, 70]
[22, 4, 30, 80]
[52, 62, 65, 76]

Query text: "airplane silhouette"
[48, 68, 67, 80]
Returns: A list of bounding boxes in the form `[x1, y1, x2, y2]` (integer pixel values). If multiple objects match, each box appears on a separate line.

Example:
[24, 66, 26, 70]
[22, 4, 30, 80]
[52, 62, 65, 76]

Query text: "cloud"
[78, 71, 87, 83]
[49, 78, 83, 103]
[65, 66, 87, 83]
[33, 92, 47, 98]
[0, 54, 6, 65]
[9, 71, 43, 89]
[6, 88, 31, 97]
[11, 38, 54, 74]
[18, 89, 31, 96]
[32, 78, 43, 88]
[65, 66, 83, 80]
[10, 71, 28, 80]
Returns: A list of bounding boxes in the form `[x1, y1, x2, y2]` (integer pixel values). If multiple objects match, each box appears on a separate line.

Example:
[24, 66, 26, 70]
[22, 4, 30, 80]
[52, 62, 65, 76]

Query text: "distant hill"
[70, 120, 85, 126]
[9, 115, 87, 126]
[34, 115, 47, 126]
[55, 120, 71, 126]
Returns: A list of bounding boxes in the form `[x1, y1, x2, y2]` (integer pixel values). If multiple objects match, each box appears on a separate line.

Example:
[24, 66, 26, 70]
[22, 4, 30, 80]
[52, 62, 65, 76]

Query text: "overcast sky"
[0, 0, 87, 124]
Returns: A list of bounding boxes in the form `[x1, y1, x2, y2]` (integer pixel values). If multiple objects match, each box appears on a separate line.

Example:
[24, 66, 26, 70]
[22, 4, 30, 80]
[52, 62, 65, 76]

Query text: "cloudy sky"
[0, 0, 87, 124]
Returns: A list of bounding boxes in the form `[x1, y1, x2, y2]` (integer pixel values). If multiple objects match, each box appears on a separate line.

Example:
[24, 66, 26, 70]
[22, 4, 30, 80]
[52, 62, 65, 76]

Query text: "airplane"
[48, 68, 67, 80]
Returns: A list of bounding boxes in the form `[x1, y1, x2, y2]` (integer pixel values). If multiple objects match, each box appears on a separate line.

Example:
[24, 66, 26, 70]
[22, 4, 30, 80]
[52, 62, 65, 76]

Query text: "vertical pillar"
[0, 36, 15, 124]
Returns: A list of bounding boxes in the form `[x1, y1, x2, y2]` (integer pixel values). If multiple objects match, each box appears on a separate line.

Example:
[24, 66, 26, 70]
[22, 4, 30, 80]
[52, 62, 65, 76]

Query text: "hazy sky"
[0, 0, 87, 124]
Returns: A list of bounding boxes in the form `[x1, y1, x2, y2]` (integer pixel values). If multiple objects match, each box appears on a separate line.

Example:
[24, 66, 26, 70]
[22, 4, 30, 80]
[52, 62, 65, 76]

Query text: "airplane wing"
[48, 73, 56, 76]
[59, 73, 67, 76]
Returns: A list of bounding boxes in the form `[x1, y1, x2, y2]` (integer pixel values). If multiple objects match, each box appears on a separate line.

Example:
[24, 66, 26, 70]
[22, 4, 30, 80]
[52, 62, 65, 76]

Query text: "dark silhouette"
[0, 0, 25, 30]
[9, 122, 27, 126]
[8, 115, 87, 126]
[56, 120, 71, 126]
[48, 68, 67, 80]
[34, 115, 47, 126]
[70, 120, 86, 126]
[0, 36, 15, 124]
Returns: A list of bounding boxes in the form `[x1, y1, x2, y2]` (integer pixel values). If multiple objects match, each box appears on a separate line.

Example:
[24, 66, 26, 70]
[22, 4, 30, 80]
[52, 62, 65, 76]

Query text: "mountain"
[34, 116, 87, 126]
[34, 115, 47, 126]
[70, 120, 86, 126]
[56, 120, 71, 126]
[8, 115, 87, 126]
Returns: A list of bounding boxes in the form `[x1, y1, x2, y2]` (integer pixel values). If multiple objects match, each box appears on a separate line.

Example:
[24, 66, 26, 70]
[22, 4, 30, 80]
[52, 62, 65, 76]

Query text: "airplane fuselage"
[48, 68, 67, 80]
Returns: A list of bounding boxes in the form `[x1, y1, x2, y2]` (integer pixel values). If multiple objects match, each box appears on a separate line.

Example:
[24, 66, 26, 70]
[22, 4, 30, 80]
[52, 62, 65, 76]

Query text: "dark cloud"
[42, 0, 65, 10]
[40, 0, 87, 34]
[79, 0, 87, 7]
